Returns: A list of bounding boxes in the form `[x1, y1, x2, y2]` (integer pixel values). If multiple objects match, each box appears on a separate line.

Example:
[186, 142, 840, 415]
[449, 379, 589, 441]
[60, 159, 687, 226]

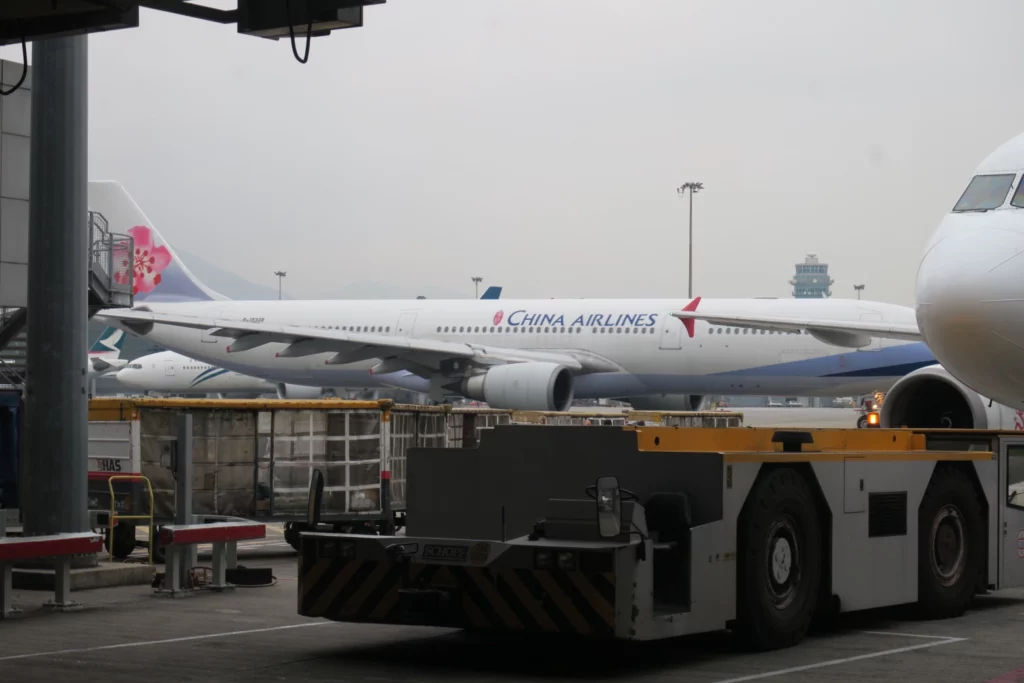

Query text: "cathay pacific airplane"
[92, 180, 936, 412]
[87, 327, 128, 380]
[673, 130, 1024, 430]
[116, 351, 281, 397]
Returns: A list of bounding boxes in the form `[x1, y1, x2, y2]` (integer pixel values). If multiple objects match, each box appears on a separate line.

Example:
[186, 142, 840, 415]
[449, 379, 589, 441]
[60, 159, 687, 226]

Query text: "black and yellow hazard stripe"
[298, 559, 616, 636]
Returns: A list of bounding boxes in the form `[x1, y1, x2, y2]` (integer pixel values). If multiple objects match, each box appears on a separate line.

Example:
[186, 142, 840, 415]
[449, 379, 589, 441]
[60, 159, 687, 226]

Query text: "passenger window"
[952, 173, 1016, 212]
[1009, 445, 1024, 509]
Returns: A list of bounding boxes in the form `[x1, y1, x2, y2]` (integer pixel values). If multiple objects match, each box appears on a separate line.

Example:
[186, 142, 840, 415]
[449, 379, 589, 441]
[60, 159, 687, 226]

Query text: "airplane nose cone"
[916, 227, 1024, 406]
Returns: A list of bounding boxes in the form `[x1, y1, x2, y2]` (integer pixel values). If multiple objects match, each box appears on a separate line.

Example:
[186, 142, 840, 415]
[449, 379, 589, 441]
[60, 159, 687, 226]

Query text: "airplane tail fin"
[87, 180, 229, 304]
[88, 327, 125, 357]
[480, 286, 502, 299]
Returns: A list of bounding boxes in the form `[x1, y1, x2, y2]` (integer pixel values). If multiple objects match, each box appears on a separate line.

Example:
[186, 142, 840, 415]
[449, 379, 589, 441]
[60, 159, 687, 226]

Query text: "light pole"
[471, 276, 482, 298]
[274, 270, 287, 300]
[853, 284, 864, 300]
[677, 181, 704, 298]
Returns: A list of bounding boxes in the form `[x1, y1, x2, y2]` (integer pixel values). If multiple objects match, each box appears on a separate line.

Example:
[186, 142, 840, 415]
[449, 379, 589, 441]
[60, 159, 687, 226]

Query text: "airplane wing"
[670, 310, 923, 347]
[96, 309, 622, 376]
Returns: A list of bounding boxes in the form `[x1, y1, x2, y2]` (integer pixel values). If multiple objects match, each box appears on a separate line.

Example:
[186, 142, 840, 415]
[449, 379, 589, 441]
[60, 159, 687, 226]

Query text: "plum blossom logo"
[112, 225, 172, 295]
[1015, 410, 1024, 431]
[493, 310, 504, 326]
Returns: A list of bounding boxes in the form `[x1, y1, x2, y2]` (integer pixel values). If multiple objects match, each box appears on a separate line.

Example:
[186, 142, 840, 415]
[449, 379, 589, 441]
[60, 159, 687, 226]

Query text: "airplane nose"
[916, 227, 1024, 405]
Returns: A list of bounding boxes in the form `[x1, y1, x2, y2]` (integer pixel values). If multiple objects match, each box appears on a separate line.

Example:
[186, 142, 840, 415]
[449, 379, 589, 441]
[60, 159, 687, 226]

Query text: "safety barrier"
[155, 521, 265, 596]
[107, 474, 155, 563]
[0, 531, 104, 618]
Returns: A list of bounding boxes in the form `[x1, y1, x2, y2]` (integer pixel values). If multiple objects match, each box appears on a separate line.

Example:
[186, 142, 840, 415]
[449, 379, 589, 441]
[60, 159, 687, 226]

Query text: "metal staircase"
[0, 211, 133, 389]
[88, 211, 134, 313]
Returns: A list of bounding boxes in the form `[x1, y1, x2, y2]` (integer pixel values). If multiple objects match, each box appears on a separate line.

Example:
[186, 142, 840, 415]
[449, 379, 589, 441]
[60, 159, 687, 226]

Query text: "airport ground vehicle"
[856, 391, 885, 428]
[296, 424, 1024, 649]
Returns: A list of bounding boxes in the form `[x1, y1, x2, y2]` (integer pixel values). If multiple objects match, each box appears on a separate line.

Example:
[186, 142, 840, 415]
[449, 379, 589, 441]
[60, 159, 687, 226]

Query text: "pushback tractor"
[297, 425, 1024, 649]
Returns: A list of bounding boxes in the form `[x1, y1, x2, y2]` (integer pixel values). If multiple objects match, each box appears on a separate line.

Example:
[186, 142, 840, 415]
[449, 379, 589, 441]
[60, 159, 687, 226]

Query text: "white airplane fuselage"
[131, 297, 934, 399]
[116, 351, 275, 395]
[914, 131, 1024, 409]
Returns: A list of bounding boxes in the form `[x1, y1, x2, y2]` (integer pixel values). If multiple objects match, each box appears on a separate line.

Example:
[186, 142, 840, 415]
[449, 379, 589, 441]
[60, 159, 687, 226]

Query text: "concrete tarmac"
[2, 555, 1023, 682]
[726, 406, 861, 428]
[574, 406, 864, 428]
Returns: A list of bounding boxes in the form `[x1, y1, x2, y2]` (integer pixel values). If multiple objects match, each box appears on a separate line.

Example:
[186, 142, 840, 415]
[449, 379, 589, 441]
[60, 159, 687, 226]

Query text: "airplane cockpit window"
[1011, 176, 1024, 209]
[952, 173, 1016, 212]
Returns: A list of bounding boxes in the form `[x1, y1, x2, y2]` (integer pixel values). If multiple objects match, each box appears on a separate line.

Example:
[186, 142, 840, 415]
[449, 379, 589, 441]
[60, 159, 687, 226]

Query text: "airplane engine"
[275, 383, 329, 400]
[879, 364, 1023, 430]
[461, 362, 574, 412]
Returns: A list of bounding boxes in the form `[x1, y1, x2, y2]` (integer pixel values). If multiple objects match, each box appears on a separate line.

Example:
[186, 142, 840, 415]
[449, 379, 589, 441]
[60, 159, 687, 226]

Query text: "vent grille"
[868, 492, 907, 537]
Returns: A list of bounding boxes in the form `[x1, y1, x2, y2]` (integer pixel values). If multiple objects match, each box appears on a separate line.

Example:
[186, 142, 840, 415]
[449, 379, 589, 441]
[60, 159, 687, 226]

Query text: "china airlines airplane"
[673, 130, 1024, 430]
[91, 180, 937, 412]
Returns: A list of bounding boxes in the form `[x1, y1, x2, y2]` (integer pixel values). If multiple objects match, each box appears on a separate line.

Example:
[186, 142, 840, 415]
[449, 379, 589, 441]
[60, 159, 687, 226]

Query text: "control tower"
[789, 253, 833, 298]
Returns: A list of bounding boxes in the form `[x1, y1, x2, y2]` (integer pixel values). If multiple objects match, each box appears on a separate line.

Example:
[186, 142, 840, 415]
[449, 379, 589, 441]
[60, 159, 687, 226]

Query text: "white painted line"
[710, 637, 966, 683]
[859, 630, 955, 640]
[0, 622, 330, 662]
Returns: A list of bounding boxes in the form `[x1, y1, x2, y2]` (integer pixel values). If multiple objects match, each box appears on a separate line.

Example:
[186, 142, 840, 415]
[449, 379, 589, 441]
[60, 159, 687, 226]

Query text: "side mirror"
[595, 475, 622, 539]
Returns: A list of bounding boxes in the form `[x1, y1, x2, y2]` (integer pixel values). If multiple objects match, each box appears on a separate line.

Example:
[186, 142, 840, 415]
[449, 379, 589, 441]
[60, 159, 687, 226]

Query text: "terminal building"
[789, 253, 833, 298]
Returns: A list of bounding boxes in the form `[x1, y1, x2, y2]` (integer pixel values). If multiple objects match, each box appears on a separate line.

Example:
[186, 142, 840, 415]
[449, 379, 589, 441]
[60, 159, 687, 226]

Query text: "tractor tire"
[857, 415, 868, 429]
[917, 465, 985, 619]
[735, 467, 823, 651]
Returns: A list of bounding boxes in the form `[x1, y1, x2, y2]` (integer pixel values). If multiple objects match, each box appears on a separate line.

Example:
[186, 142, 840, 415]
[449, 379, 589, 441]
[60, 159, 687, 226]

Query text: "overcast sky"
[6, 0, 1024, 304]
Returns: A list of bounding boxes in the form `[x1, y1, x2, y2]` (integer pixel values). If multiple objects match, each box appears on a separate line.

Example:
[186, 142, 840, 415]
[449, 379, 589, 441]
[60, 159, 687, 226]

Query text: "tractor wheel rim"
[764, 515, 801, 609]
[931, 504, 966, 587]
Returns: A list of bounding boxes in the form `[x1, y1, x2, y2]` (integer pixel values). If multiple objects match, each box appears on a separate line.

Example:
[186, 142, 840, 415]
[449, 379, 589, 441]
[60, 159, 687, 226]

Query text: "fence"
[90, 399, 516, 522]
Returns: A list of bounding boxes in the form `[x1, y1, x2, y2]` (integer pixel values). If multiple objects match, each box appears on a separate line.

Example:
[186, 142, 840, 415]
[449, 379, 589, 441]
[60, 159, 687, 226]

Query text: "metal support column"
[47, 557, 81, 611]
[175, 414, 195, 583]
[20, 37, 91, 562]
